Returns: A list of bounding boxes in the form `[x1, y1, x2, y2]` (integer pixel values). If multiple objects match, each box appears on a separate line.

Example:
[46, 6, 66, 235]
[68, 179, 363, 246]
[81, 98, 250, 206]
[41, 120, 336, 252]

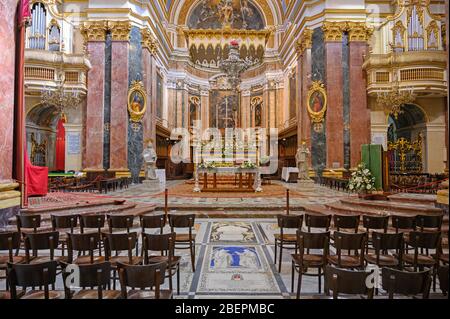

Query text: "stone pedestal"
[142, 179, 160, 192]
[296, 179, 315, 190]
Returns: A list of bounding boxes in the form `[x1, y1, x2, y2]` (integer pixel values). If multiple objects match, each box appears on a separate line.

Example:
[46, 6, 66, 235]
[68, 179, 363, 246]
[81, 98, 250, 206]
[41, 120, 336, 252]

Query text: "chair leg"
[297, 269, 303, 299]
[433, 265, 437, 292]
[274, 239, 277, 265]
[168, 270, 173, 293]
[190, 241, 195, 272]
[318, 267, 322, 294]
[278, 241, 283, 273]
[177, 266, 180, 295]
[291, 262, 295, 293]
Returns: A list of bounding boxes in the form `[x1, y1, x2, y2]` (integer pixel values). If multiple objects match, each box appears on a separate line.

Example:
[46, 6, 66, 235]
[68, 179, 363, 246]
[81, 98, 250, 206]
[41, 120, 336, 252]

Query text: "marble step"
[388, 193, 437, 205]
[339, 198, 443, 215]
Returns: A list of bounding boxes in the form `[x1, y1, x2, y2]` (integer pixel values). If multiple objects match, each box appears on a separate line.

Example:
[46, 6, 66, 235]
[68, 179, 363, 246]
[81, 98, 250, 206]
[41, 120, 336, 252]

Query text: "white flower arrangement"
[240, 161, 257, 169]
[348, 162, 376, 193]
[198, 162, 216, 169]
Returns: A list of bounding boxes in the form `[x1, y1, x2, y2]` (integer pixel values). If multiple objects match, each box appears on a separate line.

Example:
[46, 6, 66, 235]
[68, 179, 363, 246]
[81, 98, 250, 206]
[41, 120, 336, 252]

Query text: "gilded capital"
[296, 28, 312, 54]
[109, 21, 131, 42]
[322, 21, 346, 42]
[141, 28, 159, 56]
[347, 22, 374, 42]
[81, 21, 108, 42]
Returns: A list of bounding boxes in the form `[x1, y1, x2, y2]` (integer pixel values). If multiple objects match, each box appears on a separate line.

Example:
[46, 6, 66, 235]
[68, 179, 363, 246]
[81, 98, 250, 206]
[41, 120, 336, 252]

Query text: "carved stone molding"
[347, 22, 374, 42]
[141, 28, 159, 56]
[296, 28, 313, 54]
[322, 21, 346, 42]
[109, 21, 131, 42]
[81, 21, 108, 42]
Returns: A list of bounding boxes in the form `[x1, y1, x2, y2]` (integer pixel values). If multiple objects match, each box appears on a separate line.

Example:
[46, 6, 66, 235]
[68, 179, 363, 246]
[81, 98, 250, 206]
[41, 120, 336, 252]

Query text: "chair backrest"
[103, 232, 138, 262]
[51, 214, 78, 232]
[16, 214, 41, 232]
[333, 215, 360, 232]
[142, 232, 175, 254]
[305, 214, 331, 231]
[362, 215, 389, 232]
[437, 265, 449, 295]
[334, 231, 367, 251]
[0, 231, 21, 251]
[391, 215, 416, 233]
[107, 215, 135, 233]
[325, 266, 374, 299]
[67, 232, 101, 263]
[80, 214, 105, 232]
[416, 214, 443, 231]
[140, 214, 166, 234]
[8, 261, 58, 299]
[118, 262, 167, 299]
[75, 262, 112, 289]
[408, 231, 441, 250]
[168, 214, 195, 228]
[24, 231, 59, 260]
[277, 214, 303, 229]
[371, 231, 404, 251]
[382, 267, 431, 299]
[297, 230, 330, 251]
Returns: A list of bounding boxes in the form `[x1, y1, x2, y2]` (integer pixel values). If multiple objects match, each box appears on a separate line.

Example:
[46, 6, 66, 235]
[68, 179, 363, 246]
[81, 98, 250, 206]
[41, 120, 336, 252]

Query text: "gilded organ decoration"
[426, 20, 439, 49]
[392, 21, 406, 52]
[307, 81, 327, 126]
[127, 81, 147, 123]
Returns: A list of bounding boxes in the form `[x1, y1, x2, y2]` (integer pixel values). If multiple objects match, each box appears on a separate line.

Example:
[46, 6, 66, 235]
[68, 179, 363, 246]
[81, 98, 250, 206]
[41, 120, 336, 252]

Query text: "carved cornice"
[81, 21, 108, 42]
[141, 28, 159, 56]
[347, 22, 374, 42]
[296, 28, 313, 54]
[322, 21, 346, 42]
[109, 21, 131, 42]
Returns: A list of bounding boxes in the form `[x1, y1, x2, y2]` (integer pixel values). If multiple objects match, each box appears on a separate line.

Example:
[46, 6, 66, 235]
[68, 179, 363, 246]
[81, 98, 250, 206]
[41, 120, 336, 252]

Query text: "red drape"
[55, 118, 66, 171]
[24, 149, 48, 197]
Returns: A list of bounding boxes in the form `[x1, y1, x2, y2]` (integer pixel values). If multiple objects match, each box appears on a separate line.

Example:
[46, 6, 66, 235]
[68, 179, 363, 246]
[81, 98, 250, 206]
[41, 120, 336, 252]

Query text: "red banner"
[18, 0, 31, 25]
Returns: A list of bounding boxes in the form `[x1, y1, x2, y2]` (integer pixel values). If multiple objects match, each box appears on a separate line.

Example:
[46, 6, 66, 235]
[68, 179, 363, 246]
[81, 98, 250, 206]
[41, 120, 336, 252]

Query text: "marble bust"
[296, 142, 311, 180]
[143, 141, 157, 180]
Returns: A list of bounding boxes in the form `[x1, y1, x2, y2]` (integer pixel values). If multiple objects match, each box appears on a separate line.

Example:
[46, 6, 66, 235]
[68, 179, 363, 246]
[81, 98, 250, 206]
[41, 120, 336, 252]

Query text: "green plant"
[348, 162, 376, 193]
[240, 161, 257, 169]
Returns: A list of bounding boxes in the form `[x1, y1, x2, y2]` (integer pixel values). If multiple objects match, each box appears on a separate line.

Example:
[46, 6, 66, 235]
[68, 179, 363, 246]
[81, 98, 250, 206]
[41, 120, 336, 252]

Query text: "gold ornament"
[127, 81, 147, 123]
[307, 81, 327, 124]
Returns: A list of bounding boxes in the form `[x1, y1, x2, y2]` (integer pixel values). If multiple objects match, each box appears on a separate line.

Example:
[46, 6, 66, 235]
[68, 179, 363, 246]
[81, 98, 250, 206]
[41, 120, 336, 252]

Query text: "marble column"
[297, 47, 312, 155]
[241, 90, 251, 129]
[201, 89, 209, 131]
[84, 41, 106, 170]
[325, 41, 344, 168]
[0, 0, 18, 181]
[349, 41, 370, 167]
[142, 28, 157, 144]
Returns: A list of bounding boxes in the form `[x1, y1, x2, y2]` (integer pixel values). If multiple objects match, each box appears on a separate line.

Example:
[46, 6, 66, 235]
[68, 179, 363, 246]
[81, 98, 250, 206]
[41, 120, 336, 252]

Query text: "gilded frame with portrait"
[307, 81, 327, 124]
[127, 81, 147, 123]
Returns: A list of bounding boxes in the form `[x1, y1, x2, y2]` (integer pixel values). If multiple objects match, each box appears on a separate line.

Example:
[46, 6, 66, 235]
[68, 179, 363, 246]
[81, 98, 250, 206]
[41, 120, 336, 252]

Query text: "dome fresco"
[187, 0, 265, 30]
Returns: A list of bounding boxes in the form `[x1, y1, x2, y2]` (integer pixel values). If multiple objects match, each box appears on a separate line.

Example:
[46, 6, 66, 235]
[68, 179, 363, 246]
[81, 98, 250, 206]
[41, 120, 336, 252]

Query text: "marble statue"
[296, 141, 311, 180]
[143, 141, 157, 180]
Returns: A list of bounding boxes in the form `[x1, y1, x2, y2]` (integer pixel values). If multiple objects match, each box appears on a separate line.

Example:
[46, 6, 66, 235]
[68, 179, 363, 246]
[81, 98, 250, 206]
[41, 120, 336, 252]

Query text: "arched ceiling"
[169, 0, 284, 27]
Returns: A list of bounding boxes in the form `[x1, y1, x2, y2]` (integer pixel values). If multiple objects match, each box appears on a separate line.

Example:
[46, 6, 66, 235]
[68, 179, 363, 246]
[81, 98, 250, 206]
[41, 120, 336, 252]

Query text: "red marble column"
[84, 42, 105, 170]
[0, 0, 18, 181]
[109, 41, 129, 171]
[142, 48, 155, 144]
[349, 41, 370, 167]
[325, 42, 344, 168]
[299, 50, 312, 164]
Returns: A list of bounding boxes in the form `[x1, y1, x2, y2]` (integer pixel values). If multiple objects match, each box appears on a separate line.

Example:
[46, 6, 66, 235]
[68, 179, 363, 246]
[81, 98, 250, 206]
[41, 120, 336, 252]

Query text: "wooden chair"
[274, 214, 303, 273]
[103, 232, 142, 289]
[107, 214, 135, 234]
[168, 214, 196, 272]
[332, 214, 360, 233]
[291, 231, 330, 298]
[67, 232, 105, 265]
[403, 231, 441, 291]
[327, 232, 367, 269]
[362, 215, 389, 252]
[324, 266, 374, 299]
[438, 231, 448, 265]
[437, 265, 448, 296]
[381, 267, 432, 299]
[7, 261, 65, 299]
[142, 232, 180, 295]
[0, 232, 24, 287]
[80, 214, 106, 255]
[51, 214, 78, 257]
[140, 214, 166, 235]
[24, 231, 65, 265]
[118, 261, 172, 299]
[305, 214, 331, 232]
[415, 214, 443, 232]
[365, 232, 404, 268]
[391, 215, 416, 233]
[62, 262, 121, 299]
[16, 213, 42, 235]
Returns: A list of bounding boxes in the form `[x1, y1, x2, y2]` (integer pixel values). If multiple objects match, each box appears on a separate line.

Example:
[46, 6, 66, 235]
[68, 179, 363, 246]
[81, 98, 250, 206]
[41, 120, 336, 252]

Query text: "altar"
[195, 167, 262, 193]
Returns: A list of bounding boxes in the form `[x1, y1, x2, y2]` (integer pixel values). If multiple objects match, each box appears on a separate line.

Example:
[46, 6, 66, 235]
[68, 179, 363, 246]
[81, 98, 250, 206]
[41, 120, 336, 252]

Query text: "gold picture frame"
[127, 81, 147, 123]
[307, 80, 327, 124]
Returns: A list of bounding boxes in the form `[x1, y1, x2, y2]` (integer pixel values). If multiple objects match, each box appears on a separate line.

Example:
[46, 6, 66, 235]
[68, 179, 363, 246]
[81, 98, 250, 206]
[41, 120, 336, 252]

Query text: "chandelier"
[376, 82, 416, 119]
[218, 40, 256, 89]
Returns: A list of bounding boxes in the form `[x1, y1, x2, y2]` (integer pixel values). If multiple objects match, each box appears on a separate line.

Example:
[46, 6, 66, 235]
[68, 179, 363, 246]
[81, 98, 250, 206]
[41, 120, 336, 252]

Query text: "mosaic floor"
[1, 218, 446, 299]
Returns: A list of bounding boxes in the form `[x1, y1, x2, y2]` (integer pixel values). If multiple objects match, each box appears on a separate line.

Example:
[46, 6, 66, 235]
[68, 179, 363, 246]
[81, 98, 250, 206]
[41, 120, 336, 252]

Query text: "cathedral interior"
[0, 0, 449, 301]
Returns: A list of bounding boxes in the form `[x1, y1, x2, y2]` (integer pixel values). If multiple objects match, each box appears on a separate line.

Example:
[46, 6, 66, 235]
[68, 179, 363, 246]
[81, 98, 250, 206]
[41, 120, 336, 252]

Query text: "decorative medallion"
[127, 81, 147, 123]
[307, 81, 327, 125]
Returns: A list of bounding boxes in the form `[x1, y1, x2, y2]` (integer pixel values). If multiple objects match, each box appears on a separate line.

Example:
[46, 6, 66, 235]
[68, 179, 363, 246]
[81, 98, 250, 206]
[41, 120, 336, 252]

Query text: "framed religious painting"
[307, 81, 327, 132]
[127, 81, 147, 123]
